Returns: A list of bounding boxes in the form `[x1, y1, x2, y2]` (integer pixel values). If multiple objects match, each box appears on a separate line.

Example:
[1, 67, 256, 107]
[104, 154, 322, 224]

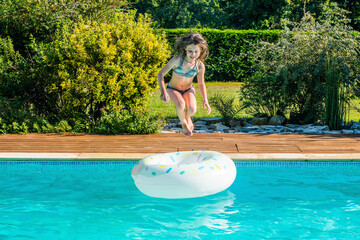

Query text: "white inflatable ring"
[131, 151, 236, 199]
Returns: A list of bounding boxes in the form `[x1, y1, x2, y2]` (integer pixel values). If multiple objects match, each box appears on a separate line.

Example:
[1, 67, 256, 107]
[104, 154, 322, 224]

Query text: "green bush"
[43, 11, 170, 123]
[240, 3, 360, 124]
[0, 97, 72, 134]
[160, 28, 281, 82]
[0, 0, 128, 55]
[96, 108, 163, 134]
[0, 37, 25, 98]
[209, 93, 248, 126]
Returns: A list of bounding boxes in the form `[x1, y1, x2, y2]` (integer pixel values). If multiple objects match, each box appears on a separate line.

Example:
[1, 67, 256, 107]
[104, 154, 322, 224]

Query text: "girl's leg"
[182, 88, 197, 131]
[166, 88, 192, 136]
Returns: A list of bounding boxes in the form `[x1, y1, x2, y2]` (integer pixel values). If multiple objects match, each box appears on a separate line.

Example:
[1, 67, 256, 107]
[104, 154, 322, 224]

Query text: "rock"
[316, 125, 330, 131]
[285, 124, 302, 129]
[214, 123, 230, 131]
[242, 121, 251, 127]
[166, 118, 179, 124]
[341, 129, 354, 134]
[161, 118, 357, 135]
[193, 130, 209, 133]
[303, 127, 322, 134]
[234, 126, 243, 132]
[194, 120, 207, 126]
[171, 128, 184, 133]
[251, 117, 268, 125]
[228, 119, 240, 127]
[208, 123, 216, 129]
[350, 121, 360, 129]
[323, 130, 342, 134]
[200, 117, 223, 124]
[163, 123, 178, 129]
[243, 126, 261, 131]
[268, 115, 286, 126]
[194, 125, 209, 131]
[281, 127, 295, 133]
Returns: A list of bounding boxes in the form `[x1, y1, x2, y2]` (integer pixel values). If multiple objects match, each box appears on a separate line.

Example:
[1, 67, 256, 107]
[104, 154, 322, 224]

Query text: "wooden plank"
[0, 133, 359, 154]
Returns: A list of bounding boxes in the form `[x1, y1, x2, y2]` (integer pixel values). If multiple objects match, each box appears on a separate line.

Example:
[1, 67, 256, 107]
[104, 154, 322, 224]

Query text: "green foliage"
[0, 0, 128, 55]
[43, 11, 170, 123]
[241, 3, 360, 124]
[226, 0, 288, 29]
[160, 28, 281, 82]
[324, 57, 349, 130]
[0, 96, 162, 134]
[0, 7, 168, 135]
[132, 0, 360, 31]
[96, 108, 163, 134]
[284, 0, 360, 31]
[0, 96, 72, 134]
[132, 0, 229, 29]
[0, 37, 25, 98]
[209, 93, 247, 126]
[132, 0, 290, 30]
[239, 75, 288, 118]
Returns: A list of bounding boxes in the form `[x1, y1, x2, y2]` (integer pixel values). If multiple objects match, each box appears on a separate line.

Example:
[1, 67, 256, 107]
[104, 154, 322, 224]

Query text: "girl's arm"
[197, 61, 211, 114]
[157, 56, 178, 102]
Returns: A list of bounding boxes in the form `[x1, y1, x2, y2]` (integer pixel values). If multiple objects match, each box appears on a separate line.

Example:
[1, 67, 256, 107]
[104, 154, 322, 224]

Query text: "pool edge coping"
[1, 152, 360, 161]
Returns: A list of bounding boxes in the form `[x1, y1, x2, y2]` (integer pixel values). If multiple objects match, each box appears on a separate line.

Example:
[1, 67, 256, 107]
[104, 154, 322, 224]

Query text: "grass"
[147, 82, 247, 120]
[148, 82, 360, 122]
[349, 98, 360, 122]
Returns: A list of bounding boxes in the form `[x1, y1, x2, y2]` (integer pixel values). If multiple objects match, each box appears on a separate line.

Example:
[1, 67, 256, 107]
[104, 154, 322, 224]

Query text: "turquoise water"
[0, 161, 360, 240]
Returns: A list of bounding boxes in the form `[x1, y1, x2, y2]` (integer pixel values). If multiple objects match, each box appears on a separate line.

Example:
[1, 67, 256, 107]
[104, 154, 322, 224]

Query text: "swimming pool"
[0, 161, 359, 239]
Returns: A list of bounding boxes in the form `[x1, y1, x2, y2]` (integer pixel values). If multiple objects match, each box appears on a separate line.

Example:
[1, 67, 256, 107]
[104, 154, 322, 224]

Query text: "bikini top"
[173, 57, 198, 78]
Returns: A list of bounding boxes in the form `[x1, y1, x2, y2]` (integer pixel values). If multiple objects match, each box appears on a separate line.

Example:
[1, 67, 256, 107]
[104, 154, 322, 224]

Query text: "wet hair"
[174, 33, 209, 62]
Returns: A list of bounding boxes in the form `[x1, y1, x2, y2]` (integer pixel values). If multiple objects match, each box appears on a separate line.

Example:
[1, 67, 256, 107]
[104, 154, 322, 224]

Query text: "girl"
[158, 33, 211, 137]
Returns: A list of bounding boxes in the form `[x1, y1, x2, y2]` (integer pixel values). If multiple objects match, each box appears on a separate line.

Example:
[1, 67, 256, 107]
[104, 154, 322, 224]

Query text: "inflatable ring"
[131, 151, 236, 199]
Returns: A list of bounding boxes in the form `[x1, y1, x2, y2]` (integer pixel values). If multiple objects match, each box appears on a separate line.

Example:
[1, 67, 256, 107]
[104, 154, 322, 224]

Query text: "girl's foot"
[181, 122, 193, 137]
[186, 118, 194, 131]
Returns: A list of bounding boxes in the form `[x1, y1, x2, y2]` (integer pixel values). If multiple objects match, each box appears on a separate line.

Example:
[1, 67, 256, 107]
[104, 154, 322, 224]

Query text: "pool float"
[131, 151, 236, 199]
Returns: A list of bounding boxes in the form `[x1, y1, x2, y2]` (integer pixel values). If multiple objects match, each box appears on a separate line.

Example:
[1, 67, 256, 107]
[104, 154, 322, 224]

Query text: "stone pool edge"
[1, 152, 360, 162]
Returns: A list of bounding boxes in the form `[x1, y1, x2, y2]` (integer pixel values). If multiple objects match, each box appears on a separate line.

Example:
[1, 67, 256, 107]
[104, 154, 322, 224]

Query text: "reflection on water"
[126, 191, 238, 239]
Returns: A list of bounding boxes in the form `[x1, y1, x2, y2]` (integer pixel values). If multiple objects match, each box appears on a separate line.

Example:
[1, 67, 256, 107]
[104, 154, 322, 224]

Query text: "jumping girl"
[157, 33, 211, 137]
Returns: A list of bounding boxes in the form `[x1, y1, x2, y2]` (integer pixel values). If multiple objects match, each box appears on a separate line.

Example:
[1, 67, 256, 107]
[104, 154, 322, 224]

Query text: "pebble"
[161, 118, 360, 135]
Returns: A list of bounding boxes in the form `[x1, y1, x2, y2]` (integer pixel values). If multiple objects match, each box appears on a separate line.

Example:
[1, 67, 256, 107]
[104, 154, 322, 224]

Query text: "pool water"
[0, 161, 359, 240]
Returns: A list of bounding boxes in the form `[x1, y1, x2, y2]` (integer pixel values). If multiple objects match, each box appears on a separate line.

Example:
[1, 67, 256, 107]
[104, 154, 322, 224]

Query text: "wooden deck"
[0, 133, 360, 159]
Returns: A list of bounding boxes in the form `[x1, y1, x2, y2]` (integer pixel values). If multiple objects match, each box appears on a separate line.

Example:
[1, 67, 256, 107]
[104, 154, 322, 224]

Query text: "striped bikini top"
[173, 57, 198, 78]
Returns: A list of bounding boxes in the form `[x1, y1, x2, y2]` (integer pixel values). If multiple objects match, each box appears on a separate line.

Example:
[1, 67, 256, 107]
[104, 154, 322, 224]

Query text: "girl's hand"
[203, 101, 211, 114]
[160, 92, 170, 102]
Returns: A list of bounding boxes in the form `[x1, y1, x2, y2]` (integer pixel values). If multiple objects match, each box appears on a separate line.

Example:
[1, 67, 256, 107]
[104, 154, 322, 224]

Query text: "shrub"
[0, 0, 128, 55]
[240, 3, 360, 124]
[95, 108, 163, 134]
[0, 37, 25, 98]
[43, 11, 170, 123]
[0, 96, 73, 134]
[209, 93, 248, 126]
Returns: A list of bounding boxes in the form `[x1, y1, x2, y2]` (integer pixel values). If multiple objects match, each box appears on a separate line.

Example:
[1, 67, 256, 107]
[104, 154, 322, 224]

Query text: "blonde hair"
[174, 33, 209, 62]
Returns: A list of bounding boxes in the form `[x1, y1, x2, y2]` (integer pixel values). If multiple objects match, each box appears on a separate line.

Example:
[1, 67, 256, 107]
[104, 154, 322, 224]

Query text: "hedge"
[159, 28, 282, 82]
